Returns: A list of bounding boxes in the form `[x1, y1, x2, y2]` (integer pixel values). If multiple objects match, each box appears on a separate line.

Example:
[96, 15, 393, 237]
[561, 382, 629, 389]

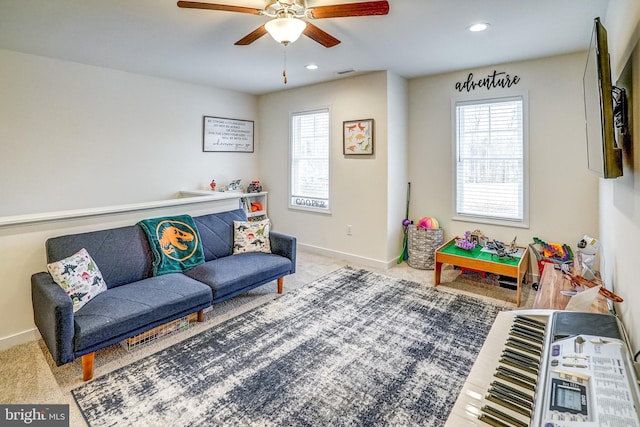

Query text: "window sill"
[452, 215, 529, 229]
[289, 205, 332, 215]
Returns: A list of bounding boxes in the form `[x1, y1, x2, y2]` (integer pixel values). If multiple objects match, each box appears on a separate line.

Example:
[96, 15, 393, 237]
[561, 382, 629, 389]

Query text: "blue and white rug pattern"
[72, 266, 503, 426]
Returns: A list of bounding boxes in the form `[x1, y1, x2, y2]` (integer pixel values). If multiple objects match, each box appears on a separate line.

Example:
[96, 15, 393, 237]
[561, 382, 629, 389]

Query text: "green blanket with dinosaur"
[138, 214, 205, 276]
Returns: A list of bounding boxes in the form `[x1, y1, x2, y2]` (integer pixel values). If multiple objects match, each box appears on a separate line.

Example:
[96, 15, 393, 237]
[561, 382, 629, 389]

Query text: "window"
[290, 108, 330, 212]
[454, 95, 527, 225]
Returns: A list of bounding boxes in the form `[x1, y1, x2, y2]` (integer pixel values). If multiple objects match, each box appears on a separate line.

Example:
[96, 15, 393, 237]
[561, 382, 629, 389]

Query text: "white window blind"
[455, 96, 525, 222]
[290, 109, 330, 211]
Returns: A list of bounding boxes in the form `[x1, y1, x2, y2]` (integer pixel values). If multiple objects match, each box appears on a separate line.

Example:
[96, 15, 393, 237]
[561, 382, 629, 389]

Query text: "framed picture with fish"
[343, 119, 374, 155]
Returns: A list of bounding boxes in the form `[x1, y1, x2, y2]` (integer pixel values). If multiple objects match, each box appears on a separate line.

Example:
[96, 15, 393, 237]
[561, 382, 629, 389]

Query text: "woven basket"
[407, 227, 444, 270]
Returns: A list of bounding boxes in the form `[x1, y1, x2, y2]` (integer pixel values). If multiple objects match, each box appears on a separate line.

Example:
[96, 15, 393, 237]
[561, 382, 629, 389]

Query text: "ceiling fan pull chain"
[283, 46, 288, 84]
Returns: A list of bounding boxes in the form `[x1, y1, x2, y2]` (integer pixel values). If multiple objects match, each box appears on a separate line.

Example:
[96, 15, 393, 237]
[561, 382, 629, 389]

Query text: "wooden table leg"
[435, 262, 442, 287]
[514, 251, 529, 307]
[82, 352, 95, 381]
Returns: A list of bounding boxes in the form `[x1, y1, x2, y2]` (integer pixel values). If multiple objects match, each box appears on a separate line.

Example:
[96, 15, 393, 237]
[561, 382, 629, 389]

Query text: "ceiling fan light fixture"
[265, 16, 307, 45]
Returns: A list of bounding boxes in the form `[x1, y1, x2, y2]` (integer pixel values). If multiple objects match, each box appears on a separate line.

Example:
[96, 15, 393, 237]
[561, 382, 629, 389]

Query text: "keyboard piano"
[446, 310, 640, 427]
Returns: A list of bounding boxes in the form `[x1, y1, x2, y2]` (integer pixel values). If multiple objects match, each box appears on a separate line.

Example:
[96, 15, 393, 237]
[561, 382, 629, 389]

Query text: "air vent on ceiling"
[336, 69, 356, 75]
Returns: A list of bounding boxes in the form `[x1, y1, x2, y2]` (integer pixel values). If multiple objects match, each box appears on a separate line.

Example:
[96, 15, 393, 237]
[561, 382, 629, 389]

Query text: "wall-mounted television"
[583, 17, 624, 179]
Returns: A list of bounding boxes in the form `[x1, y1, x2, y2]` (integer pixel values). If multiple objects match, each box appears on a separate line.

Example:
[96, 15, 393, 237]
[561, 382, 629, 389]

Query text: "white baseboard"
[298, 243, 392, 270]
[0, 328, 39, 351]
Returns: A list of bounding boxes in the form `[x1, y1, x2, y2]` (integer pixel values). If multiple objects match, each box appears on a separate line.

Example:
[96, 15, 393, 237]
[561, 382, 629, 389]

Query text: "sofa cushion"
[47, 248, 108, 312]
[46, 225, 153, 289]
[73, 273, 211, 351]
[233, 219, 271, 254]
[184, 253, 292, 301]
[193, 209, 247, 261]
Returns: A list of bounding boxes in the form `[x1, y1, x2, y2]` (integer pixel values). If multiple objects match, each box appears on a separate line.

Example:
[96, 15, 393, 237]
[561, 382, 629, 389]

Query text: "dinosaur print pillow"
[47, 248, 107, 312]
[233, 219, 271, 254]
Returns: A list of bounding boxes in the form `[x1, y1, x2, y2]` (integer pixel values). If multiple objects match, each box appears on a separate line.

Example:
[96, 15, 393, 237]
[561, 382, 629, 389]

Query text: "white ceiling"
[0, 0, 610, 95]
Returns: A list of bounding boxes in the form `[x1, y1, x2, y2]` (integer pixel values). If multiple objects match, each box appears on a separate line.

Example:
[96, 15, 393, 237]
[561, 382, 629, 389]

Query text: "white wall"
[0, 48, 260, 348]
[0, 49, 259, 217]
[258, 72, 393, 267]
[602, 1, 640, 352]
[386, 72, 409, 263]
[5, 34, 640, 355]
[257, 54, 603, 275]
[408, 53, 600, 278]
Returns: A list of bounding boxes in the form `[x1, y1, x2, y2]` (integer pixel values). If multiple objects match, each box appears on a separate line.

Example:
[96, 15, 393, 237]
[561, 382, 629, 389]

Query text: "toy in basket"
[529, 237, 573, 275]
[408, 217, 443, 269]
[418, 216, 439, 229]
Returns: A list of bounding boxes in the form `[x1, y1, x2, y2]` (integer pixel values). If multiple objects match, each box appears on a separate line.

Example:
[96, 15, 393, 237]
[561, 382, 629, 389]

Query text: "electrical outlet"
[346, 225, 352, 236]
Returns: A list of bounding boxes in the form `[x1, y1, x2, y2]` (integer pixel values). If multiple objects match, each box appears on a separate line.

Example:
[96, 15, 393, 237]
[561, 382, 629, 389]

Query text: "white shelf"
[0, 195, 236, 228]
[180, 190, 268, 219]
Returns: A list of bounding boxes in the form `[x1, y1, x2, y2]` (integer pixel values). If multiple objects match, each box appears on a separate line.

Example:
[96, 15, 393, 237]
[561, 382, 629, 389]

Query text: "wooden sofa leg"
[82, 352, 95, 381]
[197, 309, 204, 322]
[277, 277, 284, 294]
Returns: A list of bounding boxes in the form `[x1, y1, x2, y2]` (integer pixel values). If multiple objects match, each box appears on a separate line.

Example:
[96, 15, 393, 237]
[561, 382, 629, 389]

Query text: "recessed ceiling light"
[468, 23, 490, 32]
[305, 64, 318, 70]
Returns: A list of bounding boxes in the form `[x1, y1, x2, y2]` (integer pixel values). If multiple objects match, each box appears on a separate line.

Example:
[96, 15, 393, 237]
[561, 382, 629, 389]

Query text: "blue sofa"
[31, 209, 296, 380]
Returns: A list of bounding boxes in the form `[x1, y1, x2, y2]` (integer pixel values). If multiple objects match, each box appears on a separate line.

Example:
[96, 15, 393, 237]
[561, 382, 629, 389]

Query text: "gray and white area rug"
[72, 266, 503, 426]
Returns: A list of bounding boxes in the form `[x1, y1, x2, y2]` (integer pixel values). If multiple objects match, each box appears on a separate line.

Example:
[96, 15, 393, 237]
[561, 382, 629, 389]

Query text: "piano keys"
[446, 310, 640, 427]
[446, 311, 547, 427]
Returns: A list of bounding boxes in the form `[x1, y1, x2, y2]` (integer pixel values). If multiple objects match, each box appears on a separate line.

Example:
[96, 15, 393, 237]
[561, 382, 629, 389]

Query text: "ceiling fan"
[177, 0, 390, 48]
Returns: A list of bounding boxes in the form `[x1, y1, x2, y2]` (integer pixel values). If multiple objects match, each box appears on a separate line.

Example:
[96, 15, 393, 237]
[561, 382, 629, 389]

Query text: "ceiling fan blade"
[308, 1, 389, 19]
[177, 1, 262, 15]
[303, 23, 341, 48]
[234, 25, 268, 45]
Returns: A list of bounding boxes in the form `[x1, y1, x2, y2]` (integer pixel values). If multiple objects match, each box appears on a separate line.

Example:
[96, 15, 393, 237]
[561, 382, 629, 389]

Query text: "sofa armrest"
[270, 231, 297, 274]
[31, 272, 75, 366]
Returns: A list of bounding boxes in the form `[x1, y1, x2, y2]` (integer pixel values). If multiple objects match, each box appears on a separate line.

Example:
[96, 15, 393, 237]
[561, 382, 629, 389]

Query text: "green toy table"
[434, 238, 529, 306]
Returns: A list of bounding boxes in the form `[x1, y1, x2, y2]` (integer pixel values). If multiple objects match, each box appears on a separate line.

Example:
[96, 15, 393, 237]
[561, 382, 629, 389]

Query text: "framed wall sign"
[203, 116, 254, 153]
[343, 119, 374, 155]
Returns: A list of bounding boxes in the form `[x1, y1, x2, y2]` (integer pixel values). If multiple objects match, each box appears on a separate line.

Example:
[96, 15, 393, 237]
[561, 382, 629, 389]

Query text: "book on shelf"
[242, 197, 252, 214]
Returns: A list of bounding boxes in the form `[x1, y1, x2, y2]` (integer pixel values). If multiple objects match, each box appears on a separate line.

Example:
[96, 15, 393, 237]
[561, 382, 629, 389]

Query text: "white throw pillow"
[233, 219, 271, 254]
[47, 248, 107, 312]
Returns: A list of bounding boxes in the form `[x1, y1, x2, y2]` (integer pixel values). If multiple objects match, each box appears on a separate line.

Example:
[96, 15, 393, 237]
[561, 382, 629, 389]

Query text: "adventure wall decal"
[455, 70, 520, 92]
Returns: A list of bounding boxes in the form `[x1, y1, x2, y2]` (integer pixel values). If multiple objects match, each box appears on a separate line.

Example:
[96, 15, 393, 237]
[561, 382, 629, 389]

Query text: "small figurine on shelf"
[209, 179, 216, 191]
[227, 179, 242, 192]
[247, 180, 262, 193]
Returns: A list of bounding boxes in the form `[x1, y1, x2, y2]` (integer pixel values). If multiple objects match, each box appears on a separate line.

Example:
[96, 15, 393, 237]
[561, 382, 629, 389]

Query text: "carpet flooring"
[72, 266, 504, 426]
